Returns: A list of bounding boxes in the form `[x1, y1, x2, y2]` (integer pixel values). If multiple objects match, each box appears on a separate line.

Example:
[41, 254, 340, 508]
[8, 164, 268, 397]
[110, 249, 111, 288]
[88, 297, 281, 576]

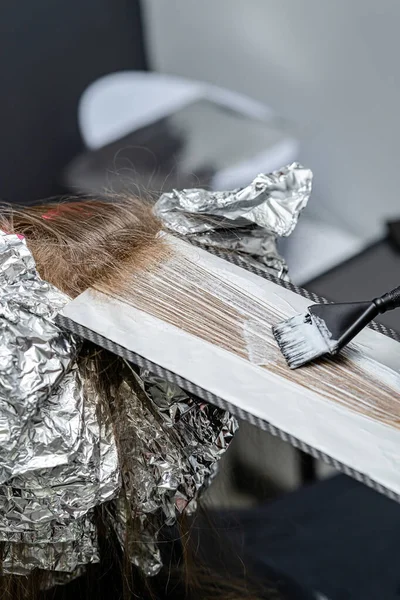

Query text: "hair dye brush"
[273, 285, 400, 369]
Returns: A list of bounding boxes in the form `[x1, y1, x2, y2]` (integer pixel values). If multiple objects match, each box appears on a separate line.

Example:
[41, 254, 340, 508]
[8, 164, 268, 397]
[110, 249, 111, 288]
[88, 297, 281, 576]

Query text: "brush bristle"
[272, 313, 332, 369]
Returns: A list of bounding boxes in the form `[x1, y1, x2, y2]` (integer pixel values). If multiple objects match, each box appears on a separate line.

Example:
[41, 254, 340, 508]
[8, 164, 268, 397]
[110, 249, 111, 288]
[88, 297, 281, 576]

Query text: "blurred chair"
[77, 71, 299, 162]
[71, 71, 299, 193]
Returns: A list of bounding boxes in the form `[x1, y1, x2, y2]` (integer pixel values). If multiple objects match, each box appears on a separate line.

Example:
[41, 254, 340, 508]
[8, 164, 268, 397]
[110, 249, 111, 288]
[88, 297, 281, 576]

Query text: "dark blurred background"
[0, 0, 147, 204]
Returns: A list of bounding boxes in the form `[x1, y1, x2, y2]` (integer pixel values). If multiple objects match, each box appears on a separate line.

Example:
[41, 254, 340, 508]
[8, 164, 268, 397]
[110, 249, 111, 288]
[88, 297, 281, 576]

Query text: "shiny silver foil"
[1, 522, 99, 574]
[108, 366, 238, 576]
[154, 163, 312, 278]
[0, 232, 120, 580]
[0, 232, 75, 479]
[0, 230, 237, 583]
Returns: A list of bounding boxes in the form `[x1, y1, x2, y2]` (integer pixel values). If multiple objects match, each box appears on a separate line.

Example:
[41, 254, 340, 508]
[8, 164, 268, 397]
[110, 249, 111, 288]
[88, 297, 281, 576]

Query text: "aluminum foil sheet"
[0, 228, 237, 584]
[108, 365, 238, 576]
[1, 522, 99, 574]
[6, 373, 120, 521]
[0, 232, 76, 478]
[0, 369, 120, 578]
[41, 567, 87, 590]
[154, 163, 312, 278]
[0, 232, 120, 580]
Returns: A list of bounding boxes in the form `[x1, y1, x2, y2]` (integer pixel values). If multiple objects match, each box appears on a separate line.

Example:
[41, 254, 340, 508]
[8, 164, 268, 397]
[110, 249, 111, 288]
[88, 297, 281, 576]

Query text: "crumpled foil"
[0, 232, 75, 478]
[154, 163, 312, 279]
[0, 229, 237, 582]
[107, 365, 238, 576]
[0, 162, 307, 582]
[0, 232, 120, 580]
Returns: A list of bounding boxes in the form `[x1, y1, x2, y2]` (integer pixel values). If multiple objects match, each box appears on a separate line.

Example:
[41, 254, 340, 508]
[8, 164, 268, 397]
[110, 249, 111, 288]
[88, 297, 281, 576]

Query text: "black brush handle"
[374, 285, 400, 313]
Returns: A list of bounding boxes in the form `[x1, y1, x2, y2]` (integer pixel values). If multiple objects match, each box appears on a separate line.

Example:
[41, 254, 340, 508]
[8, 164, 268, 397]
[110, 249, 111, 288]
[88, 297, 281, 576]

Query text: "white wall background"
[143, 0, 400, 241]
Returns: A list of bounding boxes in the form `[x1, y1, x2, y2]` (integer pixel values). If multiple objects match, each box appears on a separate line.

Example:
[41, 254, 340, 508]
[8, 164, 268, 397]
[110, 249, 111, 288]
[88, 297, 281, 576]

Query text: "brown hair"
[0, 196, 164, 298]
[0, 198, 268, 600]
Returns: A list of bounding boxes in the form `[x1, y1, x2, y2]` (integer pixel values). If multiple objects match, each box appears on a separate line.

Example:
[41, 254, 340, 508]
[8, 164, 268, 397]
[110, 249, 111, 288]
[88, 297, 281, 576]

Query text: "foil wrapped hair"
[0, 232, 237, 582]
[154, 163, 312, 279]
[0, 231, 120, 579]
[0, 164, 312, 584]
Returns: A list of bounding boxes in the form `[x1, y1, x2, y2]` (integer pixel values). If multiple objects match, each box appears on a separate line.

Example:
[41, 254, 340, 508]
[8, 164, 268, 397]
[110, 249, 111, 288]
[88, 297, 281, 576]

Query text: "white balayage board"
[61, 235, 400, 497]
